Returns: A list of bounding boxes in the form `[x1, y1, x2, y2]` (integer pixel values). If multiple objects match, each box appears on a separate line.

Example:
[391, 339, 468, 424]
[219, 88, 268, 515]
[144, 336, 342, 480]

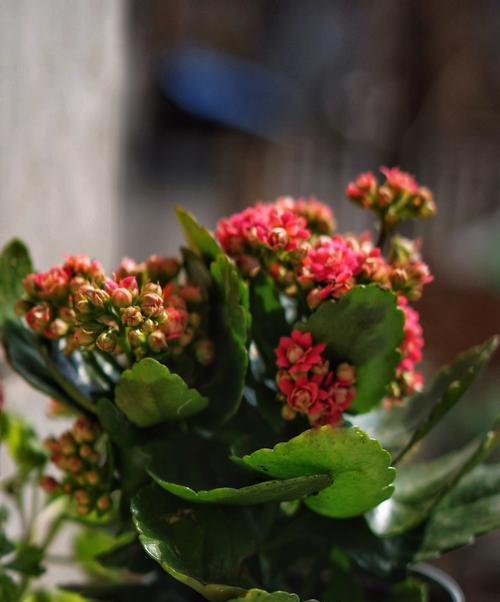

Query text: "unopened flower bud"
[73, 417, 100, 443]
[121, 306, 143, 327]
[40, 475, 58, 493]
[336, 362, 356, 385]
[67, 457, 84, 474]
[194, 339, 215, 365]
[79, 444, 93, 459]
[75, 489, 91, 505]
[306, 288, 323, 310]
[96, 331, 117, 353]
[73, 328, 95, 347]
[188, 312, 201, 328]
[111, 287, 133, 308]
[62, 482, 73, 494]
[142, 282, 163, 296]
[76, 504, 90, 516]
[128, 329, 146, 348]
[26, 303, 51, 332]
[85, 471, 100, 485]
[96, 495, 111, 511]
[120, 276, 139, 296]
[75, 298, 91, 314]
[44, 318, 69, 340]
[148, 330, 168, 353]
[60, 433, 77, 455]
[59, 307, 76, 323]
[141, 293, 164, 317]
[179, 285, 203, 305]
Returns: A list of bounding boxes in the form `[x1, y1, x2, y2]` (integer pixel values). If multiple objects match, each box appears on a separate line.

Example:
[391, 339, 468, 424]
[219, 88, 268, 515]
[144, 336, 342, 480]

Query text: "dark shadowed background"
[1, 0, 500, 599]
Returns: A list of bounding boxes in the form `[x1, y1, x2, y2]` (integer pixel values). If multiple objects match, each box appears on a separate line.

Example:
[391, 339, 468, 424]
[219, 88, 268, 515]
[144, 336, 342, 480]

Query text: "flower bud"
[237, 255, 261, 278]
[79, 444, 93, 459]
[96, 331, 117, 353]
[67, 457, 84, 474]
[26, 303, 51, 332]
[60, 433, 77, 455]
[120, 276, 139, 296]
[44, 318, 69, 340]
[179, 285, 203, 305]
[121, 306, 143, 327]
[73, 328, 95, 347]
[76, 504, 90, 516]
[73, 417, 100, 443]
[142, 282, 163, 296]
[141, 293, 164, 317]
[148, 330, 168, 353]
[128, 328, 146, 348]
[306, 288, 323, 310]
[59, 307, 76, 323]
[75, 489, 91, 505]
[194, 339, 215, 365]
[96, 495, 111, 511]
[111, 287, 133, 308]
[85, 471, 100, 485]
[40, 475, 58, 493]
[336, 362, 356, 385]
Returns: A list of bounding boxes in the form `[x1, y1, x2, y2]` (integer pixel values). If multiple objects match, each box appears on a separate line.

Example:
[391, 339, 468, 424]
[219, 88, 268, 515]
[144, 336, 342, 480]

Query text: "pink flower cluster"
[275, 330, 356, 427]
[346, 166, 436, 225]
[17, 254, 214, 364]
[394, 296, 424, 399]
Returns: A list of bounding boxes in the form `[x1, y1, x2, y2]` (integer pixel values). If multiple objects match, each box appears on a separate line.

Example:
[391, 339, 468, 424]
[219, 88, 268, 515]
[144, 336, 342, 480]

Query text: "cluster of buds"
[15, 255, 105, 340]
[275, 330, 356, 427]
[215, 197, 335, 278]
[113, 254, 180, 286]
[16, 254, 214, 365]
[388, 235, 433, 301]
[346, 166, 436, 228]
[40, 417, 112, 517]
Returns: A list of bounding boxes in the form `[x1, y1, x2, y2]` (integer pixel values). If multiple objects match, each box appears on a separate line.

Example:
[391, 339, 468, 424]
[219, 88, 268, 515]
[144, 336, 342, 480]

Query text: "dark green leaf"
[73, 528, 134, 579]
[0, 572, 19, 602]
[95, 537, 153, 574]
[115, 358, 208, 427]
[0, 239, 32, 336]
[394, 336, 499, 463]
[3, 320, 79, 410]
[368, 417, 499, 536]
[0, 533, 15, 559]
[298, 286, 404, 413]
[241, 426, 395, 518]
[249, 274, 289, 372]
[5, 543, 45, 576]
[150, 472, 332, 506]
[132, 484, 262, 601]
[176, 206, 223, 263]
[200, 255, 249, 425]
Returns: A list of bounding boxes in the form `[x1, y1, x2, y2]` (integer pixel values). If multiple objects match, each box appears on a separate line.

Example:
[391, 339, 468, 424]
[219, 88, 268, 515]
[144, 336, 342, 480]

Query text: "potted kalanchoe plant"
[0, 167, 499, 602]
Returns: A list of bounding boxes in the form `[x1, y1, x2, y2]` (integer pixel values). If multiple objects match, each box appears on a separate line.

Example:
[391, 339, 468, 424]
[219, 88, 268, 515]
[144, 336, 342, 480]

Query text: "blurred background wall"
[1, 0, 500, 599]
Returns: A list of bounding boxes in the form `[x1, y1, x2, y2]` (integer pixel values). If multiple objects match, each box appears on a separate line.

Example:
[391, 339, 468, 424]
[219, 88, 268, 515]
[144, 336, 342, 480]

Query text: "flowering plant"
[0, 167, 498, 602]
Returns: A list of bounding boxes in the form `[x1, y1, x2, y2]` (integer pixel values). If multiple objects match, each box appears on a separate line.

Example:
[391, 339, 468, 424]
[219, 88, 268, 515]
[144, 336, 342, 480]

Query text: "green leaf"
[394, 336, 499, 463]
[227, 590, 315, 602]
[200, 255, 249, 425]
[176, 206, 223, 263]
[5, 543, 45, 576]
[368, 417, 500, 536]
[387, 578, 428, 602]
[131, 484, 261, 601]
[249, 273, 289, 372]
[0, 239, 32, 336]
[414, 461, 500, 560]
[0, 411, 47, 475]
[150, 472, 332, 506]
[0, 533, 15, 559]
[115, 358, 208, 427]
[73, 528, 134, 579]
[241, 426, 395, 518]
[0, 572, 19, 602]
[298, 285, 404, 413]
[3, 320, 79, 410]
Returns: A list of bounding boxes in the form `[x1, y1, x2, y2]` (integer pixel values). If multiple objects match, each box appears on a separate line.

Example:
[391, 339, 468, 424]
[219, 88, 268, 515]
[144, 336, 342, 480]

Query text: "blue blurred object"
[156, 45, 305, 140]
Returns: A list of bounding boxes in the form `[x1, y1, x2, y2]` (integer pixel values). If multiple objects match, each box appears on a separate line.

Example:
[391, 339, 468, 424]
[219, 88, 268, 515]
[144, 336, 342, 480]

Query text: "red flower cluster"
[393, 296, 424, 399]
[41, 417, 112, 517]
[275, 330, 356, 427]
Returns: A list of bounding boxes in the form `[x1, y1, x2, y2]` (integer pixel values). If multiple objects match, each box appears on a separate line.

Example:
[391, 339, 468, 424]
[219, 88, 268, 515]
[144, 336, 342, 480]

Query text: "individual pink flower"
[275, 330, 326, 373]
[345, 172, 377, 204]
[275, 196, 336, 235]
[380, 166, 418, 193]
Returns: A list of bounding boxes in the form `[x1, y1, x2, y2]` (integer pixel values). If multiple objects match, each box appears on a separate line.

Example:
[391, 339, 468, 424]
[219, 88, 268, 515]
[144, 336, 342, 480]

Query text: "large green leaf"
[115, 358, 209, 427]
[249, 273, 289, 372]
[368, 417, 499, 536]
[176, 206, 223, 263]
[0, 239, 32, 336]
[150, 472, 332, 506]
[200, 255, 249, 425]
[241, 426, 395, 518]
[131, 484, 261, 602]
[393, 335, 499, 463]
[297, 285, 404, 413]
[23, 590, 93, 602]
